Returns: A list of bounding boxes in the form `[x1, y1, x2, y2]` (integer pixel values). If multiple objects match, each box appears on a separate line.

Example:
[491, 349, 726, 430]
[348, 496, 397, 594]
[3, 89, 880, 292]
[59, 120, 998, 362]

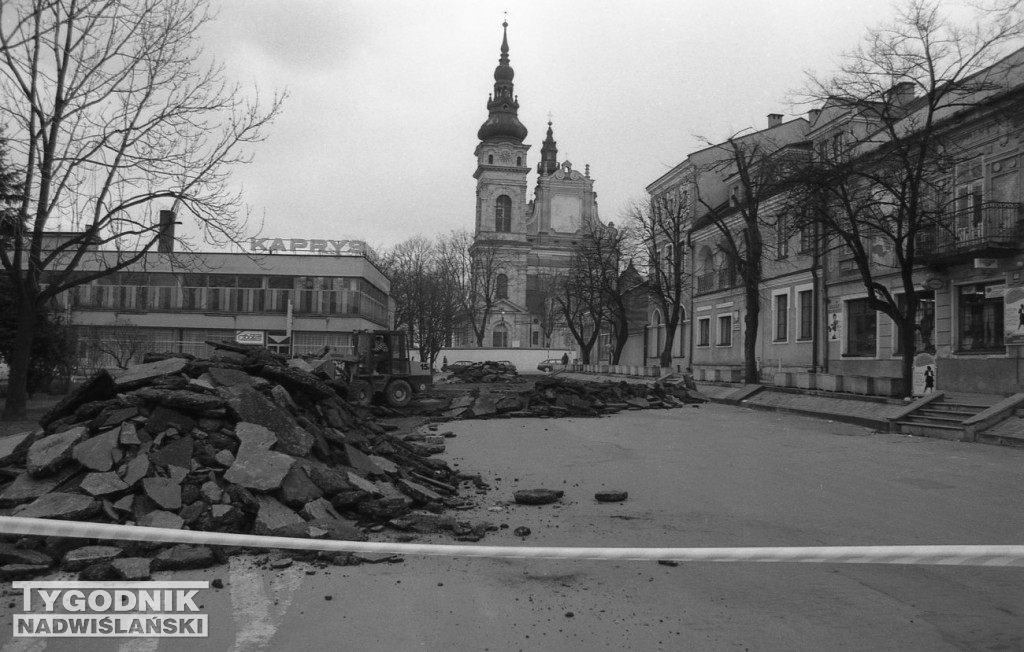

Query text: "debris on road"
[0, 344, 490, 580]
[437, 375, 707, 420]
[441, 361, 522, 384]
[594, 490, 628, 503]
[513, 488, 564, 505]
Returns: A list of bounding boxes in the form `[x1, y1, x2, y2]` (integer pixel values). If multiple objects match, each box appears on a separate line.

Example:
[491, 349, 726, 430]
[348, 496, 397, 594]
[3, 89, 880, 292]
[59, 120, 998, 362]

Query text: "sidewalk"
[555, 371, 906, 430]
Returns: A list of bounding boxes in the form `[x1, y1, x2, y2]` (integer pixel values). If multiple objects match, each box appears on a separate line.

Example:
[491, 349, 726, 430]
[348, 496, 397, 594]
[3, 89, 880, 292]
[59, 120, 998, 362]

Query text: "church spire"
[477, 20, 528, 143]
[537, 119, 558, 176]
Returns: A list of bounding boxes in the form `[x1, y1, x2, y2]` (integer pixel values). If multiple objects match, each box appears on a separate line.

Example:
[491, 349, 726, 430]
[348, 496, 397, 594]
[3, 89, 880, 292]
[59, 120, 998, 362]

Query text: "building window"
[958, 283, 1004, 352]
[697, 317, 710, 347]
[774, 292, 789, 342]
[496, 273, 508, 300]
[776, 215, 789, 259]
[492, 323, 509, 347]
[799, 224, 814, 254]
[488, 154, 494, 164]
[516, 156, 522, 166]
[717, 314, 732, 346]
[495, 195, 512, 232]
[845, 298, 877, 357]
[894, 291, 935, 354]
[798, 289, 813, 340]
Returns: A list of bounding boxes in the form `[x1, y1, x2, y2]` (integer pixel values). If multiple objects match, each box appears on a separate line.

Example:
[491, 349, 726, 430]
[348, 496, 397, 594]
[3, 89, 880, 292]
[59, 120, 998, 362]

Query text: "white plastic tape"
[2, 516, 1023, 566]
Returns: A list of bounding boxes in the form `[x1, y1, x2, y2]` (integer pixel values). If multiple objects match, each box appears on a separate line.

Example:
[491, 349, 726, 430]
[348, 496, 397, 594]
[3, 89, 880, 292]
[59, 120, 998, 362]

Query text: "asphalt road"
[2, 402, 1023, 651]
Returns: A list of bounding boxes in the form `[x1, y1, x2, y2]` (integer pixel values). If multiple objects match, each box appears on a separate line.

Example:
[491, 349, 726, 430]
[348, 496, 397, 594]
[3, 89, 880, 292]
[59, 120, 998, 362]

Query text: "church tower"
[469, 21, 601, 351]
[474, 20, 530, 240]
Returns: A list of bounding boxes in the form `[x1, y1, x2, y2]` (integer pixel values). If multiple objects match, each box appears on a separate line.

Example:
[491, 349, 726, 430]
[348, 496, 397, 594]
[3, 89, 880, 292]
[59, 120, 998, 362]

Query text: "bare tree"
[554, 237, 606, 363]
[792, 0, 1024, 391]
[531, 271, 565, 348]
[0, 0, 284, 418]
[581, 220, 639, 365]
[437, 229, 510, 347]
[378, 235, 458, 368]
[627, 195, 690, 367]
[695, 133, 808, 383]
[87, 319, 150, 370]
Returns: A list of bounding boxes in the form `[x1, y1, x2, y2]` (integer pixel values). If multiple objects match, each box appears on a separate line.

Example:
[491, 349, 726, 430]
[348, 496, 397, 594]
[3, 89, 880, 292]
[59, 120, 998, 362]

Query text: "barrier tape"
[2, 516, 1023, 566]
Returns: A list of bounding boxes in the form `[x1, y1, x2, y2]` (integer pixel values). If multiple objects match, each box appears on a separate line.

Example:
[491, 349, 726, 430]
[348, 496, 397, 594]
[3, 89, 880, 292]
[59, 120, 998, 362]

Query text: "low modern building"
[50, 245, 391, 370]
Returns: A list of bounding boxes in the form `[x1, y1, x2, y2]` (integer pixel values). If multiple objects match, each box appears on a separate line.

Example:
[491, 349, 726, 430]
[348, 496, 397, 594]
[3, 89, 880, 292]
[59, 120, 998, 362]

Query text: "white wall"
[418, 347, 573, 371]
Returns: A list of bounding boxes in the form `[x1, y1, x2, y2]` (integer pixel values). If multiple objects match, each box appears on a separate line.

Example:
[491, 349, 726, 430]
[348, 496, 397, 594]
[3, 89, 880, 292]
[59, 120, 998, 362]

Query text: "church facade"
[467, 21, 602, 351]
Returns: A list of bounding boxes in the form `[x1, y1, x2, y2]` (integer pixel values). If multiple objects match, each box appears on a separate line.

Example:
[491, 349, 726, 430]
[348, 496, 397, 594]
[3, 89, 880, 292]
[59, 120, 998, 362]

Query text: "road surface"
[2, 402, 1022, 651]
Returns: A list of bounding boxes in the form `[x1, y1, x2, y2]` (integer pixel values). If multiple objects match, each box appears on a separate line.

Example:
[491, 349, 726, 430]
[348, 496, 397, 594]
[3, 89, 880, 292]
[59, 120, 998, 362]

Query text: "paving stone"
[138, 510, 184, 530]
[224, 441, 294, 492]
[0, 543, 53, 567]
[345, 471, 381, 496]
[120, 453, 150, 487]
[144, 406, 196, 436]
[118, 421, 141, 446]
[142, 477, 182, 511]
[214, 449, 235, 467]
[225, 386, 314, 456]
[15, 493, 100, 520]
[594, 490, 629, 502]
[0, 465, 78, 507]
[345, 444, 383, 476]
[80, 472, 129, 496]
[26, 427, 88, 476]
[206, 367, 255, 388]
[301, 497, 343, 521]
[150, 435, 194, 469]
[99, 406, 140, 429]
[397, 479, 444, 504]
[61, 546, 123, 572]
[200, 481, 223, 503]
[132, 388, 225, 413]
[279, 466, 323, 508]
[111, 357, 188, 389]
[0, 431, 37, 466]
[253, 495, 305, 535]
[152, 545, 216, 571]
[513, 488, 565, 505]
[111, 557, 152, 581]
[73, 429, 122, 472]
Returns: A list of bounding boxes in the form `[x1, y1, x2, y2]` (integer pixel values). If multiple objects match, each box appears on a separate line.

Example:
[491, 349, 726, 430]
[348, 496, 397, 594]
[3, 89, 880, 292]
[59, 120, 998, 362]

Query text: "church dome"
[478, 113, 528, 142]
[477, 21, 528, 144]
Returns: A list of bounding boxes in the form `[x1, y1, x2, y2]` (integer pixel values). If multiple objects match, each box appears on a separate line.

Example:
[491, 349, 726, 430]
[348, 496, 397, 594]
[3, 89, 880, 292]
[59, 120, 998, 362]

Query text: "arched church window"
[488, 154, 494, 164]
[492, 323, 509, 348]
[516, 156, 522, 166]
[495, 195, 512, 232]
[496, 273, 508, 299]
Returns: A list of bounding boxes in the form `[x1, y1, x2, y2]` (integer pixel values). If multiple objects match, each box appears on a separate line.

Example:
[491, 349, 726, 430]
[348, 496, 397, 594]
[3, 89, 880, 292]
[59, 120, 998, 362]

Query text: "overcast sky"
[202, 0, 915, 252]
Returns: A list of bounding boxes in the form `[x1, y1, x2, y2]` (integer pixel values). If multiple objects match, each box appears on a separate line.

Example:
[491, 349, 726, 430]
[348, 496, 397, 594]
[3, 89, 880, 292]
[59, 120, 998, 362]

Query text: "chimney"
[889, 81, 915, 106]
[768, 113, 783, 128]
[808, 108, 821, 124]
[158, 209, 176, 253]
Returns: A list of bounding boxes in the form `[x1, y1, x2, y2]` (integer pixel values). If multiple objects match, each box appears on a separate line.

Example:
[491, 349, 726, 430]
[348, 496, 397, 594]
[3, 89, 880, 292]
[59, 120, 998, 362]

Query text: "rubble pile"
[439, 374, 707, 420]
[447, 361, 522, 384]
[0, 344, 485, 581]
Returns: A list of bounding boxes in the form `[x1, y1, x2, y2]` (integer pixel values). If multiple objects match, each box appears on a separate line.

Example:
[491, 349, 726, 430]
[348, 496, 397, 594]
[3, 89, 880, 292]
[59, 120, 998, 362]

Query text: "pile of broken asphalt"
[0, 349, 707, 581]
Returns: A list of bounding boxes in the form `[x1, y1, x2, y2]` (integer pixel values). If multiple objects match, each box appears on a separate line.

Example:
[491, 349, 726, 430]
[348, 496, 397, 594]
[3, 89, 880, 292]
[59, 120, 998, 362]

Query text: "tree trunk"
[743, 281, 760, 384]
[660, 320, 678, 368]
[3, 294, 38, 420]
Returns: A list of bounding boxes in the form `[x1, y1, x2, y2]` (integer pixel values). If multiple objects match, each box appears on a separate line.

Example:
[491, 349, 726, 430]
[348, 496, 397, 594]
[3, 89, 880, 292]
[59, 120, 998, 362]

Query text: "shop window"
[697, 317, 710, 347]
[895, 291, 935, 354]
[495, 195, 512, 232]
[717, 314, 732, 346]
[958, 283, 1004, 352]
[845, 298, 877, 357]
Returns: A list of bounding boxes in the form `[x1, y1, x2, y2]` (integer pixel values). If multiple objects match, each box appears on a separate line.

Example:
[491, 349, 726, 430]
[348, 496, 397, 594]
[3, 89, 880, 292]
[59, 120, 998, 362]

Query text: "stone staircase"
[894, 393, 1004, 441]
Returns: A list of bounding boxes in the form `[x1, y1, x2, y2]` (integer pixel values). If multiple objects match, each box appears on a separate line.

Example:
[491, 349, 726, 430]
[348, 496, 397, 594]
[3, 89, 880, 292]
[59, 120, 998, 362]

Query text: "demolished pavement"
[0, 344, 491, 581]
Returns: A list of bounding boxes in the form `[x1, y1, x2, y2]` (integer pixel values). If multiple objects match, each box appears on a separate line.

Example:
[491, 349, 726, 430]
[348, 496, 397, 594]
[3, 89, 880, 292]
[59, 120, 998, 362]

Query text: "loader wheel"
[348, 380, 373, 406]
[384, 379, 413, 408]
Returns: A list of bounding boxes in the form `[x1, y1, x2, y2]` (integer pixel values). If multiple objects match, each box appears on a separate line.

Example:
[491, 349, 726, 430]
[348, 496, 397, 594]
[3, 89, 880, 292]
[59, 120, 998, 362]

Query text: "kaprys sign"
[250, 238, 366, 255]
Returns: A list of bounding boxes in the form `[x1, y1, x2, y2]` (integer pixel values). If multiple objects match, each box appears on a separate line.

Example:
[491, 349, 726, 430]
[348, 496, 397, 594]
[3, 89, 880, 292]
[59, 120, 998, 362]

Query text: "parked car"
[443, 360, 473, 372]
[537, 358, 564, 372]
[494, 360, 517, 371]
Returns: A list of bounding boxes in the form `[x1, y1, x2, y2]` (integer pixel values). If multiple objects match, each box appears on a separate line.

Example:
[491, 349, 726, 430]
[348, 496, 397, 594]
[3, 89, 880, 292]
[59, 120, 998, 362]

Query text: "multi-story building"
[467, 21, 603, 351]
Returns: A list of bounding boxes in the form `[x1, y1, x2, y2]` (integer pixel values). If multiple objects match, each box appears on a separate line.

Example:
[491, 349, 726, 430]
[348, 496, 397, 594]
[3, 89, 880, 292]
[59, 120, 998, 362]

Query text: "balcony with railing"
[916, 201, 1024, 263]
[694, 268, 739, 296]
